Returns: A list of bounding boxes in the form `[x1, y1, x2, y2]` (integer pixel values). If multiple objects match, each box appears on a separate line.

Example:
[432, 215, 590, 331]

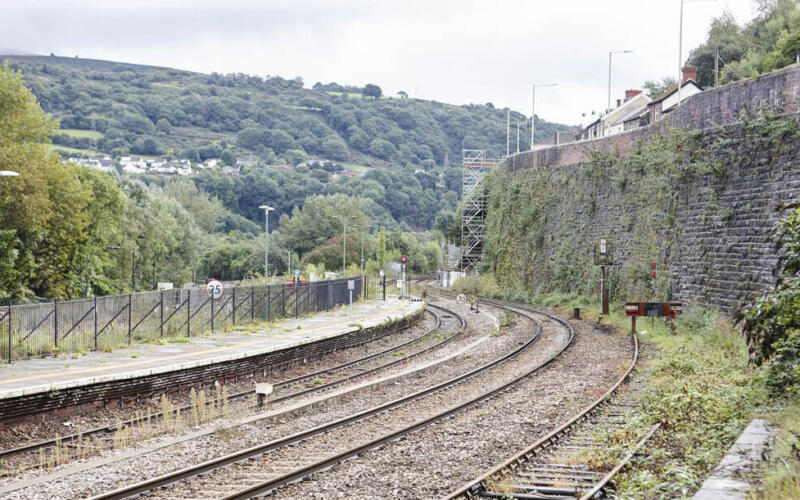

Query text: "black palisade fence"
[0, 277, 364, 362]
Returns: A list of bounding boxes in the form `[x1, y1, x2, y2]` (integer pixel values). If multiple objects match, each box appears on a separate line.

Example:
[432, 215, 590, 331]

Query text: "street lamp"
[352, 222, 368, 273]
[336, 215, 347, 278]
[106, 245, 135, 291]
[608, 50, 633, 111]
[259, 205, 274, 286]
[678, 0, 716, 106]
[531, 83, 557, 150]
[287, 249, 291, 277]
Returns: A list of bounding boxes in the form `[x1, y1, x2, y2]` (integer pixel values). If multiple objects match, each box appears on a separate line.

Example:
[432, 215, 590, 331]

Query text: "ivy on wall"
[481, 112, 799, 304]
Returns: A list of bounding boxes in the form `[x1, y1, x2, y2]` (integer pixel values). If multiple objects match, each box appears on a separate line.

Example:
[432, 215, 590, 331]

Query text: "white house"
[643, 64, 703, 126]
[579, 90, 651, 140]
[122, 164, 145, 174]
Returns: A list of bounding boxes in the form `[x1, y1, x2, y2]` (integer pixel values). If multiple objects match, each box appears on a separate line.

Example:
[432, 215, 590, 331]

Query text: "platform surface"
[0, 299, 424, 399]
[692, 418, 773, 500]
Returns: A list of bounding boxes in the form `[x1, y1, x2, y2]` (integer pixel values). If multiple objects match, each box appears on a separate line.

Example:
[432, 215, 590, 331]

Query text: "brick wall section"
[509, 64, 800, 172]
[0, 309, 423, 427]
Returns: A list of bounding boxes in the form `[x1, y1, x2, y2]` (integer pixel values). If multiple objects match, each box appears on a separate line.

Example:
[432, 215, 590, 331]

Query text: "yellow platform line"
[2, 301, 412, 385]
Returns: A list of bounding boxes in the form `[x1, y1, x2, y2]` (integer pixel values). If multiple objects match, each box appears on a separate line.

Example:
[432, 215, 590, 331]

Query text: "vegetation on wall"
[739, 203, 800, 396]
[481, 125, 702, 301]
[480, 112, 798, 305]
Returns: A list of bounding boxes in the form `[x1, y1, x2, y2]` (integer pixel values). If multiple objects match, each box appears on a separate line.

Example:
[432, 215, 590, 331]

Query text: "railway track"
[443, 299, 651, 500]
[0, 304, 463, 475]
[93, 296, 571, 500]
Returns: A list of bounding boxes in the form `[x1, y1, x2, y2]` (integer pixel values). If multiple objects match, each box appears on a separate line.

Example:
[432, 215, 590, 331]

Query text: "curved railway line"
[90, 297, 567, 499]
[429, 291, 650, 500]
[3, 289, 648, 500]
[0, 304, 462, 475]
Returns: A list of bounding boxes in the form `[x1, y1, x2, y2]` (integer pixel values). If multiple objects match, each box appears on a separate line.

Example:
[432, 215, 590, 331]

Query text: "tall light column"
[608, 50, 633, 111]
[336, 215, 347, 278]
[530, 83, 557, 150]
[259, 205, 274, 286]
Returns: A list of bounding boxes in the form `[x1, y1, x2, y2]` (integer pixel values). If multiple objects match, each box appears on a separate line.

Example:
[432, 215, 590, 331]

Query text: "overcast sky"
[2, 0, 758, 126]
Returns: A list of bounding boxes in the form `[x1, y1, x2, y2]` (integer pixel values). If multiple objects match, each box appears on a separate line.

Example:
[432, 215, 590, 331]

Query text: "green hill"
[3, 54, 572, 167]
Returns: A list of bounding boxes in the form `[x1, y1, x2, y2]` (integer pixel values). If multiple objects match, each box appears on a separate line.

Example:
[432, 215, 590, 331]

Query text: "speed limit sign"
[456, 294, 466, 304]
[206, 279, 224, 300]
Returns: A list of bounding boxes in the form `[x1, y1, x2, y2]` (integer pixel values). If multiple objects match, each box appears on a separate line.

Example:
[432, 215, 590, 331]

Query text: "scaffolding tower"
[461, 150, 500, 274]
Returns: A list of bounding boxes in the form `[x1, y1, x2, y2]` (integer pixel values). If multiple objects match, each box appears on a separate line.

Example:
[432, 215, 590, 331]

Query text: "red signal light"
[400, 255, 408, 264]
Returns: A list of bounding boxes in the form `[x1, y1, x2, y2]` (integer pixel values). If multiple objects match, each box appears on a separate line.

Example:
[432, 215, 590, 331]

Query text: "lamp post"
[287, 250, 291, 277]
[530, 83, 557, 150]
[336, 215, 347, 278]
[608, 50, 633, 111]
[352, 222, 367, 273]
[259, 205, 274, 286]
[106, 245, 135, 291]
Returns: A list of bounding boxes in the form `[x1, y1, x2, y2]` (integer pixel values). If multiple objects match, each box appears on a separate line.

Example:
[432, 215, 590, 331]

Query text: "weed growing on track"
[451, 275, 800, 497]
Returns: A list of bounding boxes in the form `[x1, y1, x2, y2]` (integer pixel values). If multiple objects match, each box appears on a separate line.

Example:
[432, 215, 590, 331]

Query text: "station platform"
[0, 299, 424, 402]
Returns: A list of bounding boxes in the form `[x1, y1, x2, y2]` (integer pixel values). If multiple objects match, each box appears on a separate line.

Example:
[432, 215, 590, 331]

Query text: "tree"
[0, 62, 101, 298]
[278, 194, 368, 256]
[368, 138, 397, 160]
[643, 76, 678, 98]
[321, 135, 350, 161]
[156, 117, 172, 135]
[397, 91, 408, 99]
[221, 149, 236, 166]
[131, 136, 162, 155]
[284, 149, 308, 166]
[362, 83, 382, 99]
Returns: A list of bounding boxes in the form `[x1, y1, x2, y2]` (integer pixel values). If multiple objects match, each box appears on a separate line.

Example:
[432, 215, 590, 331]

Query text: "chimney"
[624, 89, 642, 101]
[616, 99, 622, 108]
[682, 63, 697, 83]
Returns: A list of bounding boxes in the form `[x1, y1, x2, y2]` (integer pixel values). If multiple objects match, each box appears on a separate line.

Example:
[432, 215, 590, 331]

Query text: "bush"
[766, 329, 800, 397]
[739, 206, 800, 395]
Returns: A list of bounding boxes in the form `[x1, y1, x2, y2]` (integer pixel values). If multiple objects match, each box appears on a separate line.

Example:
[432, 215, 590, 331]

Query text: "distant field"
[324, 91, 363, 99]
[345, 163, 373, 172]
[58, 128, 104, 139]
[47, 144, 100, 156]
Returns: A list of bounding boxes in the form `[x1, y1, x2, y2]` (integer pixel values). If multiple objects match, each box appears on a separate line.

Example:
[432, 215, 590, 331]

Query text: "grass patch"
[46, 144, 102, 156]
[58, 128, 104, 139]
[166, 337, 192, 344]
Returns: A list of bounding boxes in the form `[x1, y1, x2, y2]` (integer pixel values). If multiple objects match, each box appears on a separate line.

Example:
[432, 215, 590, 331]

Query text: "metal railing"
[0, 277, 364, 363]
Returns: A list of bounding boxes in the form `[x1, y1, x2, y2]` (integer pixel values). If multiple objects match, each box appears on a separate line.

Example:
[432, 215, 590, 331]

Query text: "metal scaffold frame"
[460, 150, 500, 274]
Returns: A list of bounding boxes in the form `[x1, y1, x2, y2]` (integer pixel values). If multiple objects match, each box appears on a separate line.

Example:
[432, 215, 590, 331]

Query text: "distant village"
[62, 155, 300, 176]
